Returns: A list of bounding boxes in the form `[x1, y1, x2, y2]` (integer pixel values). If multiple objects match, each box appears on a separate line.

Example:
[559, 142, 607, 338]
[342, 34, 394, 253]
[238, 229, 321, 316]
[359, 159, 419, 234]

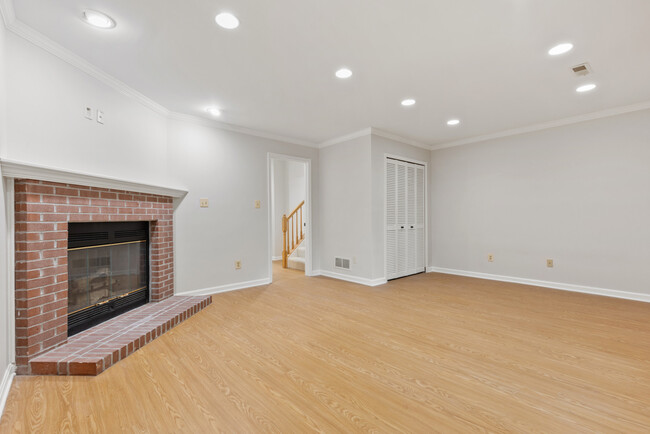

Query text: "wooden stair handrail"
[282, 201, 305, 268]
[287, 201, 305, 220]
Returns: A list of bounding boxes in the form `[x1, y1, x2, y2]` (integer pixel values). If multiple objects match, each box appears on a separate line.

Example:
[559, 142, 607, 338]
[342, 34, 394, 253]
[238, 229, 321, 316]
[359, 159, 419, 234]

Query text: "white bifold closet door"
[386, 158, 425, 280]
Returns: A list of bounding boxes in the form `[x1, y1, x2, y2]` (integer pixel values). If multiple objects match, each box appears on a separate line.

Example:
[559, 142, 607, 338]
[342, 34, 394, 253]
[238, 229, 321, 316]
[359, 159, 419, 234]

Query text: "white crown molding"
[3, 8, 317, 148]
[0, 363, 16, 418]
[313, 270, 387, 287]
[432, 100, 650, 151]
[318, 128, 372, 148]
[178, 277, 271, 297]
[6, 20, 170, 117]
[0, 159, 188, 198]
[168, 112, 317, 148]
[0, 0, 16, 28]
[318, 127, 431, 150]
[370, 128, 431, 150]
[427, 266, 650, 304]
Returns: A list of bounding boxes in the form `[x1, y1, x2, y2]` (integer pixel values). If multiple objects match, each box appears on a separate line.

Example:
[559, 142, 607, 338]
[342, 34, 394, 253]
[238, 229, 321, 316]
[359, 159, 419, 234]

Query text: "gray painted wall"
[167, 119, 318, 292]
[429, 109, 650, 295]
[319, 135, 373, 278]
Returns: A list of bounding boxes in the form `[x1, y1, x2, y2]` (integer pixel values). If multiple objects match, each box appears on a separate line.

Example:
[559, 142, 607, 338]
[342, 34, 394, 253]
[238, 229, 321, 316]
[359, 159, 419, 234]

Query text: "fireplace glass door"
[67, 222, 149, 335]
[68, 241, 147, 314]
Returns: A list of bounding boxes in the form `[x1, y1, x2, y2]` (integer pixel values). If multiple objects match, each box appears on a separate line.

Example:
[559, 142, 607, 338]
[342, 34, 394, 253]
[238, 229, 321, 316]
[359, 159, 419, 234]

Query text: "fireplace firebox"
[67, 222, 150, 335]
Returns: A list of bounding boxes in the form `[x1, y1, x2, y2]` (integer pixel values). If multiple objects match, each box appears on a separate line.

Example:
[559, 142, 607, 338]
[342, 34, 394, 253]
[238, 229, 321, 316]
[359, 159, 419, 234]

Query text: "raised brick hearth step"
[30, 296, 212, 376]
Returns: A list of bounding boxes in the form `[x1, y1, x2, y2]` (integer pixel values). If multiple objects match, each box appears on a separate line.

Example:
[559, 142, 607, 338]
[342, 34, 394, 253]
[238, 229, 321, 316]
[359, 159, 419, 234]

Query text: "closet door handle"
[400, 226, 405, 229]
[410, 226, 414, 229]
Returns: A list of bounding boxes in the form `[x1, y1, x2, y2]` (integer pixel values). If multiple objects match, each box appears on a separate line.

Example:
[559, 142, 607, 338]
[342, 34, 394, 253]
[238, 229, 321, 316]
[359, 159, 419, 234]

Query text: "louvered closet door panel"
[386, 158, 426, 280]
[415, 166, 425, 270]
[386, 161, 398, 279]
[396, 163, 407, 276]
[406, 165, 417, 273]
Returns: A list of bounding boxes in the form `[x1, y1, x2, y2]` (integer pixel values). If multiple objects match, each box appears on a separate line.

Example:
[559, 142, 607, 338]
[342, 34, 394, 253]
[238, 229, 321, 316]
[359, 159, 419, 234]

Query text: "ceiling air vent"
[571, 63, 592, 77]
[335, 257, 351, 270]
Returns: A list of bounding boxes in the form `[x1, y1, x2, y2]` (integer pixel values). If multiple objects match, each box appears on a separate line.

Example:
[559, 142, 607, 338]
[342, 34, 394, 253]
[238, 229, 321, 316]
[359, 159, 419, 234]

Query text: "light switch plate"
[200, 198, 209, 208]
[85, 107, 93, 120]
[255, 200, 261, 209]
[97, 110, 104, 124]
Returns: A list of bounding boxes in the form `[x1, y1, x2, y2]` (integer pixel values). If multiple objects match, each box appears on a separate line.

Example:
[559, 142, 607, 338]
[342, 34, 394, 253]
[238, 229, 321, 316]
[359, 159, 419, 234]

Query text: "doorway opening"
[268, 154, 312, 281]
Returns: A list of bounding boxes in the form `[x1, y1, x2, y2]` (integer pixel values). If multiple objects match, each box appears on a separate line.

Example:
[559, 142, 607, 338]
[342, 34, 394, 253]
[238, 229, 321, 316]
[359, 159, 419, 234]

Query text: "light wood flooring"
[2, 263, 649, 433]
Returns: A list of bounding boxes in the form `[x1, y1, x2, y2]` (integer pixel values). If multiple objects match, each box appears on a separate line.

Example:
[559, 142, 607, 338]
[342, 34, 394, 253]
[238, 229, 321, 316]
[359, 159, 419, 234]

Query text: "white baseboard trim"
[272, 256, 282, 261]
[178, 278, 272, 297]
[0, 363, 16, 418]
[312, 270, 387, 287]
[426, 267, 650, 303]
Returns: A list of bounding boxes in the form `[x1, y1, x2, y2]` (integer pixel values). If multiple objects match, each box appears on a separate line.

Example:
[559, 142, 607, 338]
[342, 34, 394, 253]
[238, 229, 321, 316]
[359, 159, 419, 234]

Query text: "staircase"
[287, 245, 305, 271]
[282, 200, 305, 270]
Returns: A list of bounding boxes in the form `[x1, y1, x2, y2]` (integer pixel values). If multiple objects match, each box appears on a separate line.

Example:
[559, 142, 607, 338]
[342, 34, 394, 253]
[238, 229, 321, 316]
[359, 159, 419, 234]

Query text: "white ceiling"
[10, 0, 650, 146]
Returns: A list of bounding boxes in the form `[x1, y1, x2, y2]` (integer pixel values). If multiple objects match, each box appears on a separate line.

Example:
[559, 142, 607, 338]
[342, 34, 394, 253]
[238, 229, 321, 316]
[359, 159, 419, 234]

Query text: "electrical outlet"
[547, 259, 554, 268]
[200, 198, 209, 208]
[85, 107, 93, 120]
[255, 200, 261, 209]
[488, 254, 494, 262]
[235, 260, 242, 270]
[97, 110, 104, 124]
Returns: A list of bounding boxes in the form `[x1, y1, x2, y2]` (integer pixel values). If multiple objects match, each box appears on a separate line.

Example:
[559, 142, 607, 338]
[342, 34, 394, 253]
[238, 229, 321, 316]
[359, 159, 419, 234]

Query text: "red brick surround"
[15, 179, 175, 374]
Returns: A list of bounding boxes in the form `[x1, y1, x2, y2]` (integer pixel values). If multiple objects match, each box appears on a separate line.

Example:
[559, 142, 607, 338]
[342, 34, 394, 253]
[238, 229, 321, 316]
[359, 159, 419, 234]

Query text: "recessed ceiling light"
[447, 119, 460, 126]
[215, 12, 239, 29]
[401, 99, 416, 107]
[576, 83, 597, 93]
[206, 107, 221, 117]
[83, 10, 116, 29]
[335, 68, 353, 79]
[548, 43, 573, 56]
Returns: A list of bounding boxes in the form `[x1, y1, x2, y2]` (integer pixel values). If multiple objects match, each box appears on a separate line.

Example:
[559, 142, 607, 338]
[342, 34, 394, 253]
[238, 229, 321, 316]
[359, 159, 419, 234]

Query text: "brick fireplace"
[14, 179, 175, 374]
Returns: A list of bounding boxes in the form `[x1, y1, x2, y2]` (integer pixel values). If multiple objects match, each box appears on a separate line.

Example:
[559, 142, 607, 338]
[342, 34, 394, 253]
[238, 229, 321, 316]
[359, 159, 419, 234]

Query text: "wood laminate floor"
[2, 263, 649, 433]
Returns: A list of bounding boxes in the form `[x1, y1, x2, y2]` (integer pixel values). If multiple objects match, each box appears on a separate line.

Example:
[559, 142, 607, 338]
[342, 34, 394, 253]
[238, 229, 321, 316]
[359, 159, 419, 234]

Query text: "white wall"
[286, 160, 306, 214]
[4, 32, 169, 186]
[0, 15, 6, 157]
[429, 109, 650, 295]
[370, 134, 430, 280]
[319, 135, 373, 279]
[167, 119, 318, 293]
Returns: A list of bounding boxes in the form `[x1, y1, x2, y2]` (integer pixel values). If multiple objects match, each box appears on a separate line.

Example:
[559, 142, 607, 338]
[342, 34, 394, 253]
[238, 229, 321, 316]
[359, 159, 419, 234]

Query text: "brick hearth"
[15, 179, 175, 374]
[30, 296, 212, 376]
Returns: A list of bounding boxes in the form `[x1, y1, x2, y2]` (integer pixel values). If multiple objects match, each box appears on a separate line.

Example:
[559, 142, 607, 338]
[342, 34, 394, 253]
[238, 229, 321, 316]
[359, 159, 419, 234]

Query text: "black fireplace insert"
[67, 221, 149, 335]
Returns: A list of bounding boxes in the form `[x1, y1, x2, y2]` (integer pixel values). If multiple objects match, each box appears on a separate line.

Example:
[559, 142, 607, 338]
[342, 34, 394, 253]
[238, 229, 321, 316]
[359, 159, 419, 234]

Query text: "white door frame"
[384, 154, 428, 280]
[267, 153, 313, 280]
